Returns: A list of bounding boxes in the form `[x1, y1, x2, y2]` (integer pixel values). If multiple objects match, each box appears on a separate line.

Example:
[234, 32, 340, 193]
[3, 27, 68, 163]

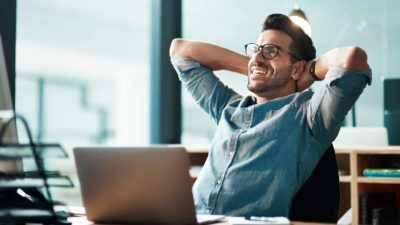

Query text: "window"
[16, 0, 150, 205]
[182, 0, 400, 144]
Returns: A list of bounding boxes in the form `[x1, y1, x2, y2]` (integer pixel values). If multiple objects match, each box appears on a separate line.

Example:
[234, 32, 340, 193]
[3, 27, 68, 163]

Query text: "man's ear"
[291, 60, 307, 81]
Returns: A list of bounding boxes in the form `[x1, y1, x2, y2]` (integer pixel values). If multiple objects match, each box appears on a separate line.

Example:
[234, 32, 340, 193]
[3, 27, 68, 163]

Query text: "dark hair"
[262, 13, 316, 61]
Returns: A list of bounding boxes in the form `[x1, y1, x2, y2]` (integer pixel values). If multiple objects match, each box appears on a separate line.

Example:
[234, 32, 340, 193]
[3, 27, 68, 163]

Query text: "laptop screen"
[74, 146, 198, 224]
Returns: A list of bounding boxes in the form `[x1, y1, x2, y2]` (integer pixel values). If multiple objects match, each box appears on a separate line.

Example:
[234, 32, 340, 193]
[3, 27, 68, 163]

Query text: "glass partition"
[16, 0, 150, 205]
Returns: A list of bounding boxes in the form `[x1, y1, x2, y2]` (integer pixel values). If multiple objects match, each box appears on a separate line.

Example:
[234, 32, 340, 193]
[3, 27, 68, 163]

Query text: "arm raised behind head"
[313, 46, 369, 80]
[169, 38, 249, 75]
[296, 46, 369, 91]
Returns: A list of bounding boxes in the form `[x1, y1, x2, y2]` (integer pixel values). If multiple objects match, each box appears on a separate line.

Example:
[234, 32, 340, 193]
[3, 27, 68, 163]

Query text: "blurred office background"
[9, 0, 400, 205]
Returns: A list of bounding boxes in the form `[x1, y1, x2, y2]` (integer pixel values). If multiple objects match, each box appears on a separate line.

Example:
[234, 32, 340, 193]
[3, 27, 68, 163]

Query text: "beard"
[247, 62, 293, 96]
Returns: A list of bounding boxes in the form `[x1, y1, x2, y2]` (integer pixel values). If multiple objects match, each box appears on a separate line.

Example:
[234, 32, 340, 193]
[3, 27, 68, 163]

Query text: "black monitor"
[0, 34, 21, 174]
[383, 78, 400, 145]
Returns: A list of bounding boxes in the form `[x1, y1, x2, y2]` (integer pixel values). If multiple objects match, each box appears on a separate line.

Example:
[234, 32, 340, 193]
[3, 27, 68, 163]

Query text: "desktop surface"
[68, 215, 336, 225]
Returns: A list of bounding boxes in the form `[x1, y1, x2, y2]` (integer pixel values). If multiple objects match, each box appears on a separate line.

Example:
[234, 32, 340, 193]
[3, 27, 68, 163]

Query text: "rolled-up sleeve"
[171, 57, 240, 123]
[307, 66, 372, 147]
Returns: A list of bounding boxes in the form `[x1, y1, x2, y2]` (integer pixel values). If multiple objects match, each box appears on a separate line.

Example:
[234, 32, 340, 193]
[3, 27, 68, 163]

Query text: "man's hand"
[296, 60, 315, 92]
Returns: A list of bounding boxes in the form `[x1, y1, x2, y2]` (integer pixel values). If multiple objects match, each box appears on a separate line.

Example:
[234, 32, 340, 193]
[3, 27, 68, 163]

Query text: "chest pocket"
[259, 105, 298, 138]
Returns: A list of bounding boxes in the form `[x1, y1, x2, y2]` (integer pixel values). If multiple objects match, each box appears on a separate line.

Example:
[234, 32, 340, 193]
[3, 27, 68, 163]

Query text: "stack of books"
[363, 168, 400, 177]
[360, 192, 399, 225]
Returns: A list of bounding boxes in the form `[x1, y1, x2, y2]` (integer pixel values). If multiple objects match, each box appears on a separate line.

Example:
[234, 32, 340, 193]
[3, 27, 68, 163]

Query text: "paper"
[226, 216, 290, 225]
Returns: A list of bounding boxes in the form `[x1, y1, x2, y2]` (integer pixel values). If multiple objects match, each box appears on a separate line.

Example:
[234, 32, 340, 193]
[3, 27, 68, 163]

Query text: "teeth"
[251, 67, 266, 74]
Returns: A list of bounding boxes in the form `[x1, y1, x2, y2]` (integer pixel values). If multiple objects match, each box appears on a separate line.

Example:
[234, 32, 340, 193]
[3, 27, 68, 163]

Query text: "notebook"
[73, 146, 224, 225]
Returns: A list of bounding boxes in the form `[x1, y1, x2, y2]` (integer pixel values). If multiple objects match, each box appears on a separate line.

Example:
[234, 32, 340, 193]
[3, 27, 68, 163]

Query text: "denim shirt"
[171, 57, 372, 217]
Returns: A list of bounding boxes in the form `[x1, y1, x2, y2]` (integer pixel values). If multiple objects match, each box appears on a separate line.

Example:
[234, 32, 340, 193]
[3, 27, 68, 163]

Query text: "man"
[169, 14, 371, 217]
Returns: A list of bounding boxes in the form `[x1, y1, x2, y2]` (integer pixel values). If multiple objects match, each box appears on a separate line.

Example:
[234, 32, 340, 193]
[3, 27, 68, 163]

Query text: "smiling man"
[169, 14, 371, 217]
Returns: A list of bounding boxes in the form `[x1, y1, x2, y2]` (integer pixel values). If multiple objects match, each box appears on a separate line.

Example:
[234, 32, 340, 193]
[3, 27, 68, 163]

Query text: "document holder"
[0, 113, 73, 224]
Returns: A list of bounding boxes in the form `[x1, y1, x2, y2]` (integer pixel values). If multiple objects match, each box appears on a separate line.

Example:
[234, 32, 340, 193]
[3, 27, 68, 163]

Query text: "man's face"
[247, 30, 297, 96]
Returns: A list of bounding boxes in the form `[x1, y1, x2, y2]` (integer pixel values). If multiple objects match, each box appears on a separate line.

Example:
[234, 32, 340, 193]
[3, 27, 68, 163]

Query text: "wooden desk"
[291, 223, 334, 225]
[217, 221, 334, 225]
[68, 216, 335, 225]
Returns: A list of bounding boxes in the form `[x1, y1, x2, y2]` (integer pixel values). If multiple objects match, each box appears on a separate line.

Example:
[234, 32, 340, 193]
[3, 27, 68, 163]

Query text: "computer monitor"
[0, 34, 22, 174]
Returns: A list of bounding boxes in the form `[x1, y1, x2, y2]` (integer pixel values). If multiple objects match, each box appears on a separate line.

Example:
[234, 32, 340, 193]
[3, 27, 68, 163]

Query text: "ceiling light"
[289, 6, 312, 37]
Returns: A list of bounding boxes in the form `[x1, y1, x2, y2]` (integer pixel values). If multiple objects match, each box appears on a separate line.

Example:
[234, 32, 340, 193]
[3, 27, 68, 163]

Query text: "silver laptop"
[73, 146, 224, 225]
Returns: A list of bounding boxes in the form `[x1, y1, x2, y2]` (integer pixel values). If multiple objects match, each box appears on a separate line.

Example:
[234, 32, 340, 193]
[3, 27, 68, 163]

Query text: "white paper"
[226, 216, 291, 225]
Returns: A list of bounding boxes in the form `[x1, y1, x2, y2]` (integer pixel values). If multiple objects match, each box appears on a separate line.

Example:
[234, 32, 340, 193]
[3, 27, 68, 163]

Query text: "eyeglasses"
[244, 43, 301, 61]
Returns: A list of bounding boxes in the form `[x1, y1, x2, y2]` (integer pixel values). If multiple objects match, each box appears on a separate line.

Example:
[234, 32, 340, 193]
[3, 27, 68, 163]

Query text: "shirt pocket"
[261, 106, 296, 139]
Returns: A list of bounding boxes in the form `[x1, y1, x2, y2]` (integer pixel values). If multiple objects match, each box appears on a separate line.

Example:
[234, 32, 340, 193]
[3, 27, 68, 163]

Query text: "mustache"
[250, 61, 268, 69]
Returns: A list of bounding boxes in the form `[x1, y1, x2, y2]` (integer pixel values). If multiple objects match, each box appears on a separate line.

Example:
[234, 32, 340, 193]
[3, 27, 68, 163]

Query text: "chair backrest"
[289, 144, 340, 223]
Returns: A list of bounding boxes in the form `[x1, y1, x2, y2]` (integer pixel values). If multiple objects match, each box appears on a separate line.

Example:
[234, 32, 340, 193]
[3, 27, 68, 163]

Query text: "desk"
[68, 216, 335, 225]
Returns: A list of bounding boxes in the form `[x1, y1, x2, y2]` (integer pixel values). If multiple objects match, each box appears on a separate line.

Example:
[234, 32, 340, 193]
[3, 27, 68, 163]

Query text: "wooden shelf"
[335, 146, 400, 225]
[189, 166, 202, 178]
[356, 176, 400, 184]
[184, 144, 209, 153]
[339, 175, 351, 183]
[335, 145, 400, 153]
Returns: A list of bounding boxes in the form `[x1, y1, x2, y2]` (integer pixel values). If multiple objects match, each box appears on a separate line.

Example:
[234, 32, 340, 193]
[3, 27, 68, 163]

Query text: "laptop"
[73, 146, 224, 224]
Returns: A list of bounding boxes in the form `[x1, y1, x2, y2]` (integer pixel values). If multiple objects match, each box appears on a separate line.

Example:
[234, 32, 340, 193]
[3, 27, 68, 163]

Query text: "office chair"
[289, 144, 340, 223]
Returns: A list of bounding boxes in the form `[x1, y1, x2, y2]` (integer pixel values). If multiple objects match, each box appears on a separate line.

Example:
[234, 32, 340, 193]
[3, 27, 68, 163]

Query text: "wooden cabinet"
[186, 145, 400, 224]
[336, 146, 400, 224]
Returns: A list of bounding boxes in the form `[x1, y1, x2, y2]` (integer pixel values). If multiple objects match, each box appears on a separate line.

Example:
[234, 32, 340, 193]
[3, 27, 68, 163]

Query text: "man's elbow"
[169, 38, 187, 58]
[342, 46, 369, 72]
